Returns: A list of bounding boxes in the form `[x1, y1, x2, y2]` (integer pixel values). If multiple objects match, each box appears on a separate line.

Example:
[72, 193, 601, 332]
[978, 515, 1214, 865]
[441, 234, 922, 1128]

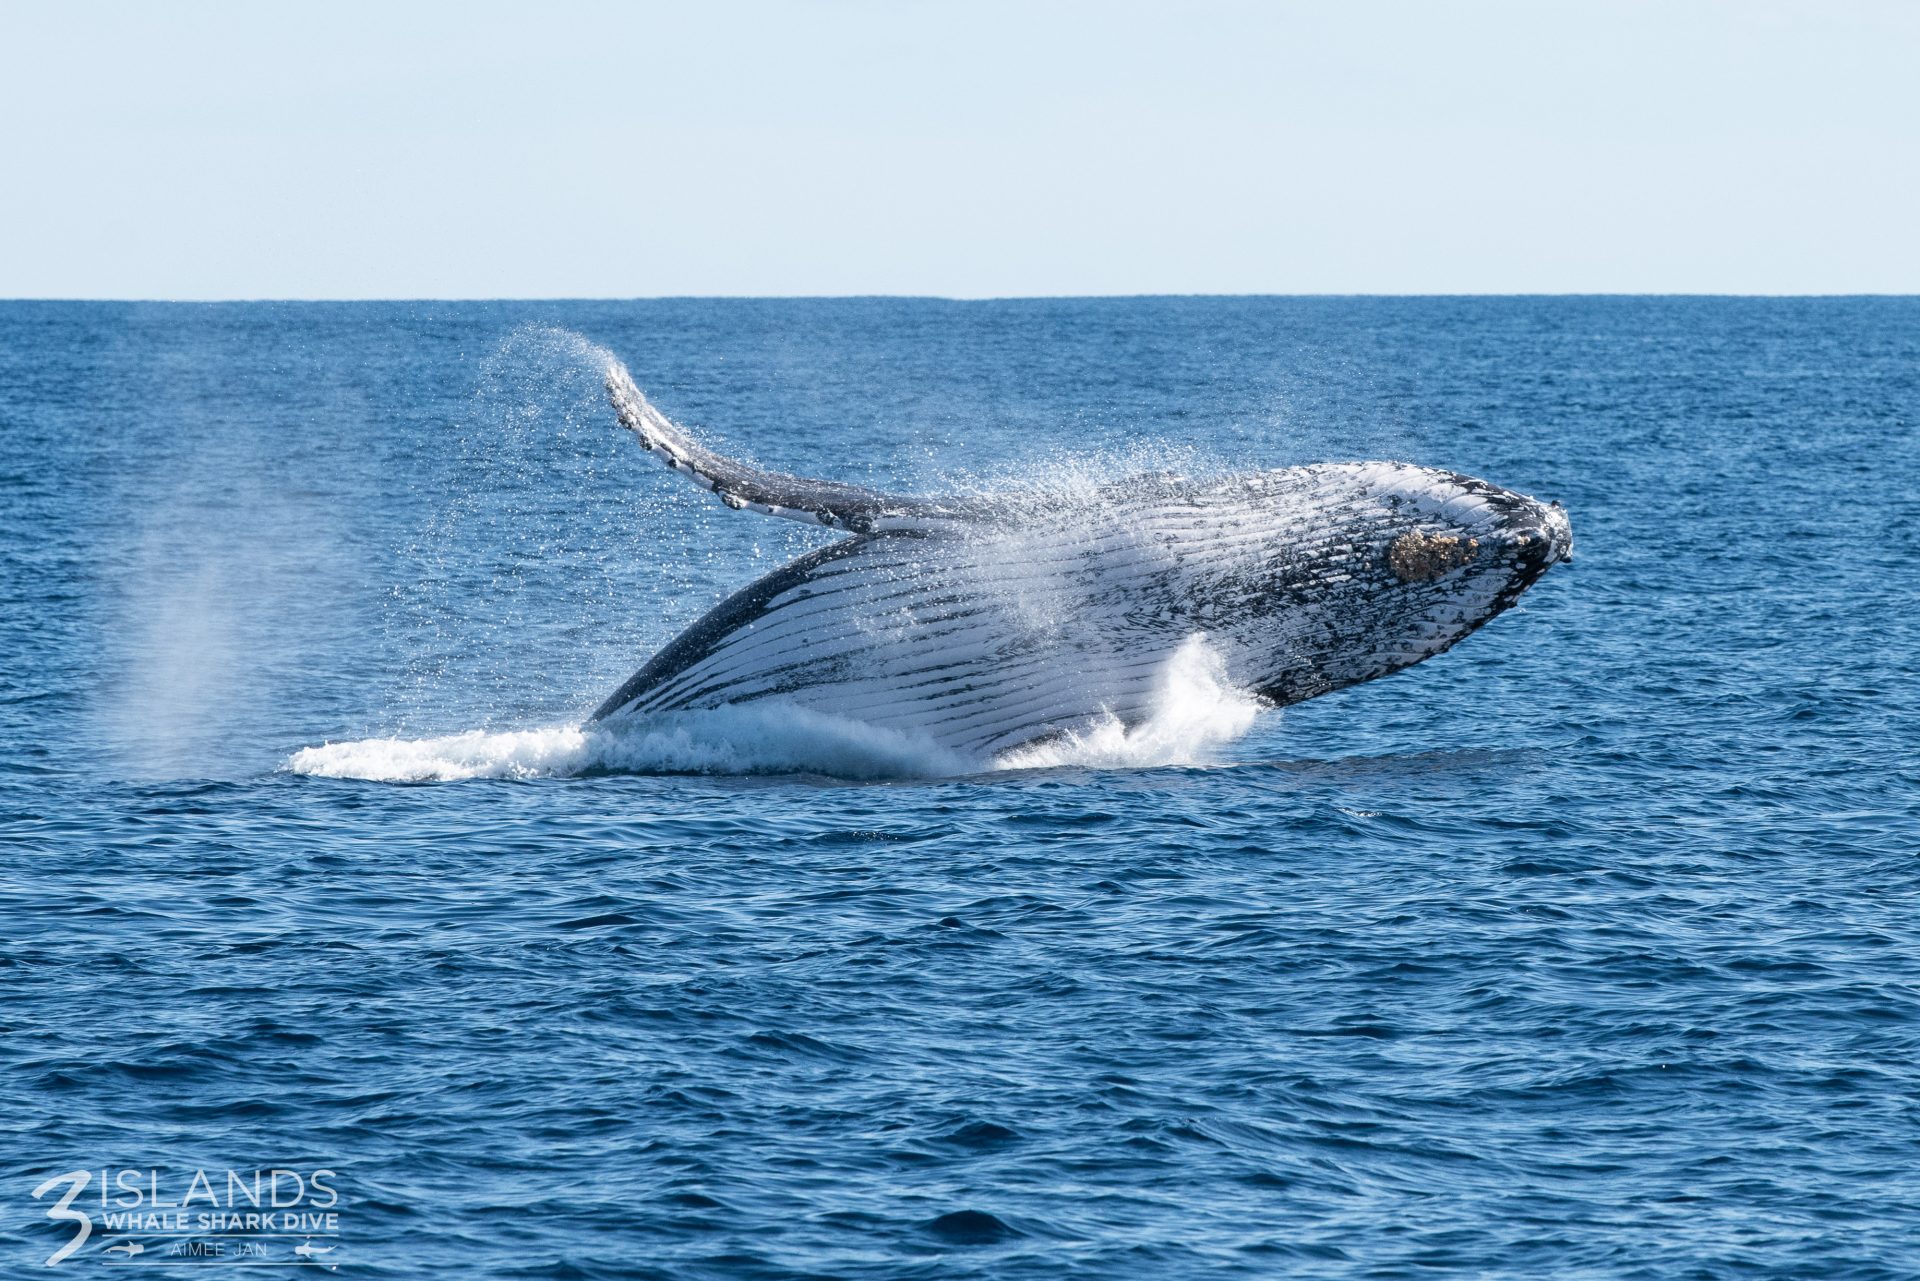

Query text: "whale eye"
[1389, 532, 1479, 583]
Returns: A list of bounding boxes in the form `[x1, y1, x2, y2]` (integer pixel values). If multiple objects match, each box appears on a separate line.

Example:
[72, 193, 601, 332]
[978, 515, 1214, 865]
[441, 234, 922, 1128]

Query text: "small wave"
[290, 638, 1265, 783]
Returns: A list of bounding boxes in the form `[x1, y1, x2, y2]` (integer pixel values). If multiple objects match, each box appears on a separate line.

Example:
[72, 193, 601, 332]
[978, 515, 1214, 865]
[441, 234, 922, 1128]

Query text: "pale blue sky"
[2, 0, 1915, 298]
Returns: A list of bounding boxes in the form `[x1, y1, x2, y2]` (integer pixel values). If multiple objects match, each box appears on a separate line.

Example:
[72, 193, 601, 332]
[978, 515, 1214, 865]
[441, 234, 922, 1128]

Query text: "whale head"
[1230, 462, 1572, 705]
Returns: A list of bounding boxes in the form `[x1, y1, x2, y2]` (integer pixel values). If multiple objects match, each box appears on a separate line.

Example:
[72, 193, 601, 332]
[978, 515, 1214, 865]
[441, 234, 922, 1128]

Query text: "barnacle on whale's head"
[1389, 532, 1480, 583]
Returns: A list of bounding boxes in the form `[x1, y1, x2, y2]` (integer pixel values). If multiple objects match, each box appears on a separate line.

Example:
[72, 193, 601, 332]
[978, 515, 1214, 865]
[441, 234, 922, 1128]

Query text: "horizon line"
[3, 291, 1917, 304]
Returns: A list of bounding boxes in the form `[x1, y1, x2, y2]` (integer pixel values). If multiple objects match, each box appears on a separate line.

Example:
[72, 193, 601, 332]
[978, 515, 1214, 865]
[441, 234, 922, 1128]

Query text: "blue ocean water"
[2, 298, 1916, 1278]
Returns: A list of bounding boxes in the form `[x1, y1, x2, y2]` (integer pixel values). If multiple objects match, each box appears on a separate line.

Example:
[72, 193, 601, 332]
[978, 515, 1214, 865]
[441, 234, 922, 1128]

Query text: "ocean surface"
[2, 297, 1916, 1278]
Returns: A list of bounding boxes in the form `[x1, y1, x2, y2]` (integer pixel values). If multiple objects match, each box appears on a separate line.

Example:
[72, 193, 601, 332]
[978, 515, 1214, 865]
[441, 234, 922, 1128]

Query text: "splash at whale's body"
[589, 361, 1572, 763]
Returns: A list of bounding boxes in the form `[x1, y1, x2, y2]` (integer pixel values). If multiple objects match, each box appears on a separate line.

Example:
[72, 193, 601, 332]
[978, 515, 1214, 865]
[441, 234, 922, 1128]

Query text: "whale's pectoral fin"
[606, 361, 969, 534]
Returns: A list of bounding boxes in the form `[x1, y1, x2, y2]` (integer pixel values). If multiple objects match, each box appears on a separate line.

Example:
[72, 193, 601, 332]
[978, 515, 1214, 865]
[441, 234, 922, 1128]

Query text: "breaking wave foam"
[288, 638, 1265, 783]
[286, 707, 976, 782]
[994, 635, 1266, 771]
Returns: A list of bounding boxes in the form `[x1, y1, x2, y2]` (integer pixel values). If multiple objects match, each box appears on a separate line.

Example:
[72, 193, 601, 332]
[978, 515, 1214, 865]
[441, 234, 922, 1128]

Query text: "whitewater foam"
[287, 706, 979, 782]
[289, 636, 1264, 782]
[994, 635, 1267, 771]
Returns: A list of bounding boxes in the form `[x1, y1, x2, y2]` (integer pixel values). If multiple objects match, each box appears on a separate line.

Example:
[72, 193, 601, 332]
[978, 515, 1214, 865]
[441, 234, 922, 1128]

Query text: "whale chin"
[1488, 494, 1574, 605]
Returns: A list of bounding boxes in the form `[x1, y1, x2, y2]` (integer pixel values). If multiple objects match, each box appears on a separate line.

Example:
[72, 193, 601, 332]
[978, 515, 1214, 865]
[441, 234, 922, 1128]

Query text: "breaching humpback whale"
[590, 361, 1571, 761]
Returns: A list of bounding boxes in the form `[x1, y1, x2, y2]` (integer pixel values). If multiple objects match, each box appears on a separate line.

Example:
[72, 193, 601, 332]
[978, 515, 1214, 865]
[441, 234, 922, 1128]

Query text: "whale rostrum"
[591, 361, 1572, 760]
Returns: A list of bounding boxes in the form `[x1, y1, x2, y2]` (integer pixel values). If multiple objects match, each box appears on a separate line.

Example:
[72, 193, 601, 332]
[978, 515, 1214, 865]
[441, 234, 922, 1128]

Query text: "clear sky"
[2, 0, 1915, 298]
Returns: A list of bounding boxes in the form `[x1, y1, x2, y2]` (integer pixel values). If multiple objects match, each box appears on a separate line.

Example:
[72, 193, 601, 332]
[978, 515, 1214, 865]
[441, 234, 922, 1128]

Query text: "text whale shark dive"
[590, 360, 1572, 761]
